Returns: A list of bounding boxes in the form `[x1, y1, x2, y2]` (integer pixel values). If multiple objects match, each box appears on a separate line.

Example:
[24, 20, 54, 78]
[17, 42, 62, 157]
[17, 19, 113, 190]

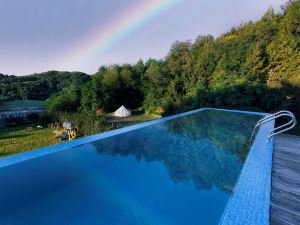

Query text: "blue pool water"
[0, 109, 262, 225]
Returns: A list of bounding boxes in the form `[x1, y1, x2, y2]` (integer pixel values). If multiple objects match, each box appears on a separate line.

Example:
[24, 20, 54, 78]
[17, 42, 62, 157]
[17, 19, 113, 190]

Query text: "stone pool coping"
[0, 108, 273, 225]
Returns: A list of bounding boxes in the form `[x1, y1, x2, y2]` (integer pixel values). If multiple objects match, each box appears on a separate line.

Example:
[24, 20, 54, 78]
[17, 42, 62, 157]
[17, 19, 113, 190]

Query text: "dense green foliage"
[180, 82, 300, 114]
[3, 1, 300, 122]
[0, 71, 90, 101]
[45, 1, 300, 119]
[53, 111, 112, 136]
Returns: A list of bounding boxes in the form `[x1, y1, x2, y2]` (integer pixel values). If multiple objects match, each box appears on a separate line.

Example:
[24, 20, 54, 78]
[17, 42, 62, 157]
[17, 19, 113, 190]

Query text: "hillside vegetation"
[1, 1, 300, 121]
[0, 71, 90, 102]
[44, 1, 300, 120]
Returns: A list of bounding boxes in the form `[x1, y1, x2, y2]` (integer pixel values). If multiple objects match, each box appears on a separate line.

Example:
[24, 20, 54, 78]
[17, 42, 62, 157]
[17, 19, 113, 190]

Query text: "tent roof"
[114, 105, 131, 117]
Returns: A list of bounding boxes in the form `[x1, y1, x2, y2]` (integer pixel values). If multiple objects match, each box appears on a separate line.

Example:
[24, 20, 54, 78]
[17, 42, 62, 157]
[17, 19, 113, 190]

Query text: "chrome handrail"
[255, 110, 294, 127]
[268, 113, 297, 139]
[250, 111, 297, 144]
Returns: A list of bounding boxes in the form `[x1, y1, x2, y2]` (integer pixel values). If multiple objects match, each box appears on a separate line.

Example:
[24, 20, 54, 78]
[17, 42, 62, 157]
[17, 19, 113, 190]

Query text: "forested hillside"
[2, 1, 300, 120]
[46, 1, 300, 118]
[0, 71, 90, 102]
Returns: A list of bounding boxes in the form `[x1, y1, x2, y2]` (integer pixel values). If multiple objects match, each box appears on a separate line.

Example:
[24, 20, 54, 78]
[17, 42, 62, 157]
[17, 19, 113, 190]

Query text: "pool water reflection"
[0, 109, 261, 225]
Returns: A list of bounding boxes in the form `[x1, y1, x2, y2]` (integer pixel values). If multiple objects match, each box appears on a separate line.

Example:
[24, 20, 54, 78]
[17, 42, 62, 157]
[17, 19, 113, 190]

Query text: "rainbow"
[60, 0, 182, 72]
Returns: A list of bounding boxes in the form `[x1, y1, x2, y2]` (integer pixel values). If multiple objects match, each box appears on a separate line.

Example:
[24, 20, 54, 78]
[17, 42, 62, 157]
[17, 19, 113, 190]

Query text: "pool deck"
[270, 134, 300, 225]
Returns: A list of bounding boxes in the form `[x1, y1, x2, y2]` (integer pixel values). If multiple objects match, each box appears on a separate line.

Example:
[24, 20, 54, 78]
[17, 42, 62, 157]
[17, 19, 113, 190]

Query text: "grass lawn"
[103, 112, 159, 126]
[0, 125, 61, 157]
[0, 100, 45, 110]
[0, 112, 159, 157]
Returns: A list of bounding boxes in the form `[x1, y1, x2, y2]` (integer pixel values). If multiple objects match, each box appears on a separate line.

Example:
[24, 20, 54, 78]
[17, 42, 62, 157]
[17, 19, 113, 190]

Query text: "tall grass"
[0, 112, 113, 157]
[0, 110, 157, 157]
[54, 111, 113, 136]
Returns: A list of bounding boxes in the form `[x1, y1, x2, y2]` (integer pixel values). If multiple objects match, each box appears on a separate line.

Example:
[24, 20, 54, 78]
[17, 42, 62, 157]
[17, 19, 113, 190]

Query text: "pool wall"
[219, 118, 274, 225]
[0, 108, 273, 225]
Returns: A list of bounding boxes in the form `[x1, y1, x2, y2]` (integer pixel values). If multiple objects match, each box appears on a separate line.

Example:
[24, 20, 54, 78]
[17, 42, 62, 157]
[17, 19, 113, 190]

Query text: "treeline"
[47, 1, 300, 118]
[0, 71, 90, 102]
[3, 1, 300, 119]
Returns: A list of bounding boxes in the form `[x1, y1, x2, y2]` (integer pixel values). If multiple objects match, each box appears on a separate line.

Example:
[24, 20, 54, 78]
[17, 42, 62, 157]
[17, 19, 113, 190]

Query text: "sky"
[0, 0, 286, 75]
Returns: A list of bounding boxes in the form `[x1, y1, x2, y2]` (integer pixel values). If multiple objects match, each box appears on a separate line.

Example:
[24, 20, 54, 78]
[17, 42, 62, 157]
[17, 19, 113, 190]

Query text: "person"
[63, 118, 74, 130]
[62, 118, 76, 140]
[52, 130, 65, 138]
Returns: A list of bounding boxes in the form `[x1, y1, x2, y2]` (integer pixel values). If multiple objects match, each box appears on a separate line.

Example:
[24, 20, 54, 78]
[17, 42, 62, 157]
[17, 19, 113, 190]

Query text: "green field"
[0, 125, 61, 157]
[0, 100, 45, 110]
[0, 113, 158, 157]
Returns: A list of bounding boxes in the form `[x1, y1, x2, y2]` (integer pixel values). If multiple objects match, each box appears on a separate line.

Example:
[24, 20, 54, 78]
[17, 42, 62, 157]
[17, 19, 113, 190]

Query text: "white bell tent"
[114, 105, 131, 117]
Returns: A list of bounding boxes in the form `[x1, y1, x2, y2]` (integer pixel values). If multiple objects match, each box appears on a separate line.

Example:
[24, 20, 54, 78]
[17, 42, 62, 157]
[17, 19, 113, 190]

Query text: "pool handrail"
[268, 113, 297, 139]
[256, 111, 293, 126]
[250, 110, 297, 143]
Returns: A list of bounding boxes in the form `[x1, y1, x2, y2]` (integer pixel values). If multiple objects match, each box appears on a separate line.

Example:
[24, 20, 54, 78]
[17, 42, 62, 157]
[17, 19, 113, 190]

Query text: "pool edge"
[219, 119, 274, 225]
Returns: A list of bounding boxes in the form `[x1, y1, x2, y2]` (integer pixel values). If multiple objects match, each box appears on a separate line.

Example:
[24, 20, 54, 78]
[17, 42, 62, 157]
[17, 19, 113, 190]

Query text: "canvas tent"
[114, 105, 131, 117]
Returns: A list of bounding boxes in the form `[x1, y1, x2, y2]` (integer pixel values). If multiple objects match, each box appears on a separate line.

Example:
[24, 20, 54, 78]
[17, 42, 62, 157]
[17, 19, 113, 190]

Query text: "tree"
[263, 6, 275, 20]
[243, 43, 268, 82]
[22, 1, 300, 124]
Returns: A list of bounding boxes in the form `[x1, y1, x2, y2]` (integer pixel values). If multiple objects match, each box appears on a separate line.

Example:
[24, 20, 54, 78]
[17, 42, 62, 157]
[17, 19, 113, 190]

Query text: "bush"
[54, 111, 112, 136]
[179, 82, 298, 115]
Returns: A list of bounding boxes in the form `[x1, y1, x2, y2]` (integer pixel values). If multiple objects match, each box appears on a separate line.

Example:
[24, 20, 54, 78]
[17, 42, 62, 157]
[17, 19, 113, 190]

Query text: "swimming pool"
[0, 108, 274, 225]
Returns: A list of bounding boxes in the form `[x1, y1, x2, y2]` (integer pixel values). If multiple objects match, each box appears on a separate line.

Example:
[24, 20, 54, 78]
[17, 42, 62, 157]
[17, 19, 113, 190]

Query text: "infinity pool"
[0, 109, 263, 225]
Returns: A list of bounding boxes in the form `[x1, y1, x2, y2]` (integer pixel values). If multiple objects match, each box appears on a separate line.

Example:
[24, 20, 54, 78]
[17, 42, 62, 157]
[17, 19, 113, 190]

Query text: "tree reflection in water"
[92, 110, 261, 193]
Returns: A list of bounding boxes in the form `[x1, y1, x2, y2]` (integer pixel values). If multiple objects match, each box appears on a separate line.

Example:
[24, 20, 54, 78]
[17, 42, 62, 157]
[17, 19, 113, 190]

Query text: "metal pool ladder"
[250, 110, 297, 143]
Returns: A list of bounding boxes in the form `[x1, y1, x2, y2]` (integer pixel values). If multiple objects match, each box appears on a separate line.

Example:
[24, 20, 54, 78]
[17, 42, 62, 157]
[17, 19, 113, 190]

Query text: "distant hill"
[0, 71, 90, 102]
